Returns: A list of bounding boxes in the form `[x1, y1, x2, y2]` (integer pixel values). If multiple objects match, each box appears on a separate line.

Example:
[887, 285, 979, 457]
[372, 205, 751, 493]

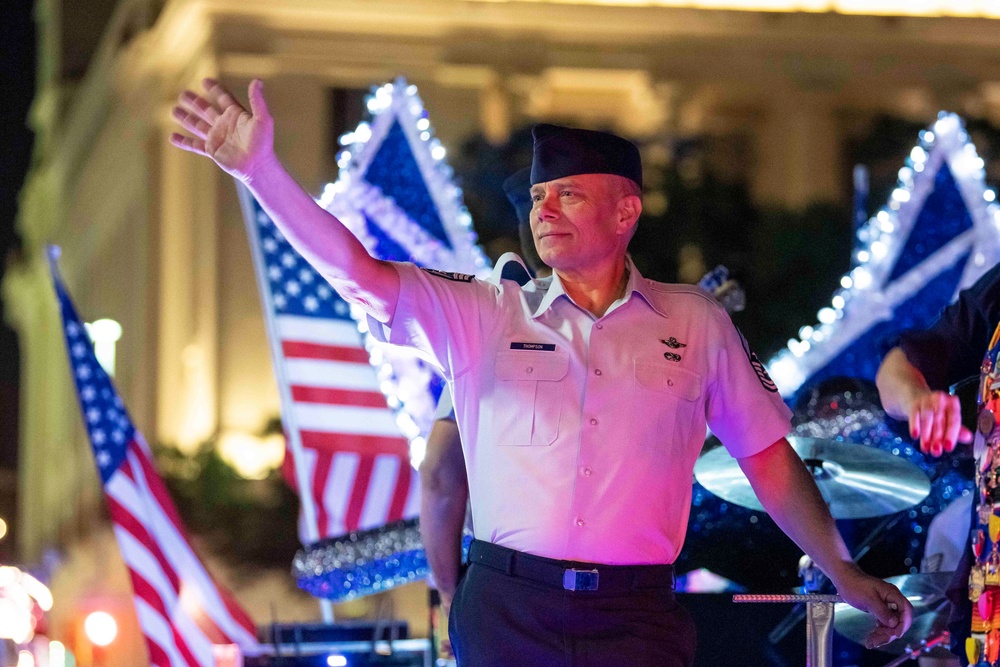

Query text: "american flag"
[239, 189, 420, 543]
[50, 250, 261, 666]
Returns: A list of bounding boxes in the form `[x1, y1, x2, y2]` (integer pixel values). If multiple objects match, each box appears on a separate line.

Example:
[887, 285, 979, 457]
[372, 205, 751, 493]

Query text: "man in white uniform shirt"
[171, 79, 912, 666]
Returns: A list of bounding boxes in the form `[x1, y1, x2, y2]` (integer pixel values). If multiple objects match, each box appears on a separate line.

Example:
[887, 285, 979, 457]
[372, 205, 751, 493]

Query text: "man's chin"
[537, 252, 566, 270]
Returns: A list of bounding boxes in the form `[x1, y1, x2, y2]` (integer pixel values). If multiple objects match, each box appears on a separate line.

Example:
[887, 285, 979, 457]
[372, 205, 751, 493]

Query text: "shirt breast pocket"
[632, 361, 703, 452]
[492, 350, 569, 446]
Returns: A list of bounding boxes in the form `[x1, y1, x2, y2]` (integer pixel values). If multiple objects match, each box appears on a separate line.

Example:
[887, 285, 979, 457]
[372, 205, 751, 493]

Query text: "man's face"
[529, 174, 634, 272]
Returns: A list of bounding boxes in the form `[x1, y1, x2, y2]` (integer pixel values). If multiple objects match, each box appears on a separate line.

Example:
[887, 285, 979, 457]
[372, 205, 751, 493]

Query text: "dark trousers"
[449, 541, 697, 667]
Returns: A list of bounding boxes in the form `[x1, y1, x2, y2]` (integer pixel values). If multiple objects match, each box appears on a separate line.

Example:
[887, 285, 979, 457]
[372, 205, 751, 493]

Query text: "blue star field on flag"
[51, 259, 134, 484]
[253, 202, 354, 322]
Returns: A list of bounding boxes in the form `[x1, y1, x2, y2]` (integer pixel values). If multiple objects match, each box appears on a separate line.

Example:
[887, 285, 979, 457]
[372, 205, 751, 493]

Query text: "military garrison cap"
[530, 123, 642, 189]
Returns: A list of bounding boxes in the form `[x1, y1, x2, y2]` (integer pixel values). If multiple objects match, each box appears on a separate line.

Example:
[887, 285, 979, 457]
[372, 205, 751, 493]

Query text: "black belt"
[468, 539, 675, 594]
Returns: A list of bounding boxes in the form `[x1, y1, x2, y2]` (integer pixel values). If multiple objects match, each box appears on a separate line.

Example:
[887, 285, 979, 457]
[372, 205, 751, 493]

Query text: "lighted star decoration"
[316, 80, 492, 465]
[767, 112, 1000, 401]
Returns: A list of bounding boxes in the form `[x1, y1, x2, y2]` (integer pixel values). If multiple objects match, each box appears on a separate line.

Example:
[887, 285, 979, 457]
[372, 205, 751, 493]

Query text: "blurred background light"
[83, 611, 117, 647]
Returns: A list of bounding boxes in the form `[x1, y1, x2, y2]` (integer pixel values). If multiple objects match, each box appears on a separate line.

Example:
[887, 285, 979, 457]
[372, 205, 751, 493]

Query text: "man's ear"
[617, 195, 642, 237]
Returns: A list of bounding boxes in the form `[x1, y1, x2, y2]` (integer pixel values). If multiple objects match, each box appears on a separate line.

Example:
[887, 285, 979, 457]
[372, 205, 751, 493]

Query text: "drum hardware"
[881, 630, 951, 666]
[697, 436, 938, 655]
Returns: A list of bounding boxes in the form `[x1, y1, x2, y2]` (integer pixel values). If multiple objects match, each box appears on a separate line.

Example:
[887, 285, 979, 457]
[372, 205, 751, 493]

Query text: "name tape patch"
[510, 342, 557, 351]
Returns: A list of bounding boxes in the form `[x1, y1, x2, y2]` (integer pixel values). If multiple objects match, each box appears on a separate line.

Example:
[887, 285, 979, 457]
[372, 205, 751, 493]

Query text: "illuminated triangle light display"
[291, 80, 490, 601]
[317, 79, 491, 467]
[767, 113, 1000, 399]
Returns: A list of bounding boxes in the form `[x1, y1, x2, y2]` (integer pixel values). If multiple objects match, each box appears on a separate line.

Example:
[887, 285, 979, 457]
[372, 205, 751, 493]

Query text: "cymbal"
[834, 572, 954, 657]
[693, 436, 931, 519]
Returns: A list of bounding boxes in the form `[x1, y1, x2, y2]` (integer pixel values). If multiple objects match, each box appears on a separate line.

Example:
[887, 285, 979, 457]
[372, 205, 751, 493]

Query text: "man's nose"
[537, 192, 559, 219]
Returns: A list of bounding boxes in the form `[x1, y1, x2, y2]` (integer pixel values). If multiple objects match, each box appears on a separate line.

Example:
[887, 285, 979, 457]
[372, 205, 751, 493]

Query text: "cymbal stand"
[881, 631, 950, 667]
[735, 593, 843, 667]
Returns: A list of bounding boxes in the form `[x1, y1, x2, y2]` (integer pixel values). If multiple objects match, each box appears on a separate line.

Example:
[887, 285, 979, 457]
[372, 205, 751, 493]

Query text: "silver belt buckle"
[563, 568, 599, 591]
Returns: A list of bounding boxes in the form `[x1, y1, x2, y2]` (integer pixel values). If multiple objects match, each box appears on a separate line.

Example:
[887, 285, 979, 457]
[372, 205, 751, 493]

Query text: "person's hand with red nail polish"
[878, 348, 974, 458]
[906, 390, 972, 457]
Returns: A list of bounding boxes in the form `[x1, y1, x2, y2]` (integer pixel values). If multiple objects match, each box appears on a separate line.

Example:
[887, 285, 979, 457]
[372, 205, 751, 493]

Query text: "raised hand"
[168, 76, 401, 324]
[170, 78, 274, 182]
[908, 389, 974, 457]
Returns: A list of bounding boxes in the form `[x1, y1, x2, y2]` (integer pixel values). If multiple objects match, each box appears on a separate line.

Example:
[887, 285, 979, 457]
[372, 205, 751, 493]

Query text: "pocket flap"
[634, 362, 702, 401]
[495, 350, 569, 381]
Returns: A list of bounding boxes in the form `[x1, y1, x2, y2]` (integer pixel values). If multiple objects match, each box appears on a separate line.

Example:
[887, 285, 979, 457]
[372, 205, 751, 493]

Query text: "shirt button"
[596, 323, 603, 330]
[667, 378, 674, 386]
[576, 518, 586, 527]
[526, 366, 533, 374]
[590, 418, 598, 426]
[594, 368, 602, 376]
[582, 467, 593, 476]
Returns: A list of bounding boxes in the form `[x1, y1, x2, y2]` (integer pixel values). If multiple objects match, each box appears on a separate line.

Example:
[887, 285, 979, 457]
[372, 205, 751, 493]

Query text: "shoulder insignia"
[422, 268, 474, 283]
[734, 325, 779, 393]
[749, 351, 779, 393]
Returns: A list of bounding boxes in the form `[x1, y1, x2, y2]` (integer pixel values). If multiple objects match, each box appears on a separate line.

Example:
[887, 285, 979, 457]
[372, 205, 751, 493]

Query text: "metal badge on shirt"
[968, 321, 1000, 613]
[661, 337, 687, 362]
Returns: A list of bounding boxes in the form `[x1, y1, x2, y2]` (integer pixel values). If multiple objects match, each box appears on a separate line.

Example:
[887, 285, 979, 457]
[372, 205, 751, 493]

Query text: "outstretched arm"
[738, 437, 913, 649]
[170, 78, 399, 323]
[876, 347, 972, 457]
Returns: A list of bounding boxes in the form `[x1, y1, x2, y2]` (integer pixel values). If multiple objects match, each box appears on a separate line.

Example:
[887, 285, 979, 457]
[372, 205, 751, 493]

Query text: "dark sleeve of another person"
[897, 262, 1000, 391]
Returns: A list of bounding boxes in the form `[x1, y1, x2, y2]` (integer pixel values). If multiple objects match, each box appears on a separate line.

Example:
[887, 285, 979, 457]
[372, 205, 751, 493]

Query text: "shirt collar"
[626, 259, 670, 319]
[531, 256, 669, 319]
[489, 252, 534, 287]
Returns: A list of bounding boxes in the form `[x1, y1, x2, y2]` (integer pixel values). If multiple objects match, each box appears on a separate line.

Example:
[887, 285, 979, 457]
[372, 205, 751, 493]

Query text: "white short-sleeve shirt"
[369, 253, 791, 565]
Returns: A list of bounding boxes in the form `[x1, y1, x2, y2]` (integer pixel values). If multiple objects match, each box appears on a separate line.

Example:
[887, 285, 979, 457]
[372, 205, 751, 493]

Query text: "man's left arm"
[738, 437, 913, 648]
[705, 306, 912, 646]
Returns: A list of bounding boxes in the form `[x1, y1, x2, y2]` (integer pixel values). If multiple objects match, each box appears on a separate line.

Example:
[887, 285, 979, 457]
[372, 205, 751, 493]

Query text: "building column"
[480, 74, 513, 145]
[3, 248, 102, 562]
[752, 94, 843, 209]
[155, 103, 220, 452]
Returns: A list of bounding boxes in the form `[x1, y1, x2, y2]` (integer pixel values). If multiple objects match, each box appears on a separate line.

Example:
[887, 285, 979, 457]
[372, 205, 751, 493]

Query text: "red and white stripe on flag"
[277, 314, 420, 541]
[108, 434, 260, 666]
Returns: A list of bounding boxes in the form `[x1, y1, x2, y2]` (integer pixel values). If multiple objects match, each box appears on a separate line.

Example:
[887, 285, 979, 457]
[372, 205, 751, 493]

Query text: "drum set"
[695, 435, 956, 665]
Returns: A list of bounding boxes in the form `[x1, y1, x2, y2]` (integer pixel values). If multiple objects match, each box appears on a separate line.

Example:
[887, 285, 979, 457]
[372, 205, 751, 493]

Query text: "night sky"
[0, 0, 37, 470]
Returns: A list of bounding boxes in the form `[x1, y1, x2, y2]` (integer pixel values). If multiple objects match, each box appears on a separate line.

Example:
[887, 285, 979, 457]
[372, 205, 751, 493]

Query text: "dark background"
[0, 0, 36, 562]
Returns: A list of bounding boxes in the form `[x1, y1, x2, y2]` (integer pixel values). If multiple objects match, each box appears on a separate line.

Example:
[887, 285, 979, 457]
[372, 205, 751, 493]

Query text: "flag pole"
[237, 182, 335, 624]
